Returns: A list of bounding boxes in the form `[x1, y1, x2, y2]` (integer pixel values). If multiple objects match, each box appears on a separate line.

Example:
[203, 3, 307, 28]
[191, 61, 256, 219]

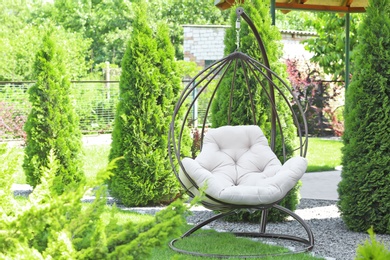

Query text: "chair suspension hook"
[235, 16, 241, 51]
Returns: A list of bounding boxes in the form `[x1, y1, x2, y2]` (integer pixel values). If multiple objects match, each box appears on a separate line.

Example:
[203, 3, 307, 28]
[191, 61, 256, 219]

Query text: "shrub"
[211, 0, 300, 222]
[0, 101, 27, 141]
[338, 0, 390, 234]
[22, 30, 85, 194]
[286, 58, 344, 137]
[355, 227, 390, 260]
[0, 147, 187, 259]
[108, 3, 183, 206]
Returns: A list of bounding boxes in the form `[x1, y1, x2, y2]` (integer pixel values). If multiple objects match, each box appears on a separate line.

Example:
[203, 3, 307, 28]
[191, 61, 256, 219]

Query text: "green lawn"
[9, 137, 343, 184]
[152, 228, 324, 259]
[305, 138, 343, 172]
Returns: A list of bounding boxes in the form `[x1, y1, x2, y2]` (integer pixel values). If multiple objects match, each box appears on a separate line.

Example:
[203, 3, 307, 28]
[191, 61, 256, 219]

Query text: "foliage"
[338, 0, 390, 234]
[46, 0, 133, 68]
[211, 0, 300, 222]
[108, 3, 183, 206]
[303, 12, 363, 82]
[0, 101, 28, 141]
[275, 10, 316, 31]
[0, 146, 188, 259]
[0, 0, 90, 81]
[355, 227, 390, 260]
[176, 60, 203, 79]
[23, 31, 85, 195]
[286, 58, 344, 136]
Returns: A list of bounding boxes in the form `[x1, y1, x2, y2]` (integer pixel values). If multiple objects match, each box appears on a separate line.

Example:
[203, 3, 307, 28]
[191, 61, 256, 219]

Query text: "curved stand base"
[169, 204, 314, 258]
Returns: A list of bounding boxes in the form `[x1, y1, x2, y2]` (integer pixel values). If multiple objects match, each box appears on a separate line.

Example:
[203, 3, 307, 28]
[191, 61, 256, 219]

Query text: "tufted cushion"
[179, 125, 307, 205]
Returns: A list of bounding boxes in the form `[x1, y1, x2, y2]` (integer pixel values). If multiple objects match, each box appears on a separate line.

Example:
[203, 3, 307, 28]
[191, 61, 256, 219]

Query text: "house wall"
[183, 25, 316, 67]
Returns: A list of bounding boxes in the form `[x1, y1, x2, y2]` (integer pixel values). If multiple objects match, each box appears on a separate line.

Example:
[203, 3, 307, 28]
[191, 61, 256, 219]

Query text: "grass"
[305, 137, 343, 172]
[151, 228, 324, 259]
[9, 137, 343, 184]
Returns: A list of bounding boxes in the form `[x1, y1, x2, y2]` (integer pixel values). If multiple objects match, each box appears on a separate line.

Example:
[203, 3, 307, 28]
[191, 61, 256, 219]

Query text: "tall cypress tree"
[23, 30, 84, 194]
[338, 0, 390, 234]
[108, 3, 182, 206]
[211, 0, 299, 222]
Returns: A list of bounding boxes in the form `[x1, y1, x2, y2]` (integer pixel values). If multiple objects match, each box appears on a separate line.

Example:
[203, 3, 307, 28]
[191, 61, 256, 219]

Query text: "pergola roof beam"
[275, 3, 365, 13]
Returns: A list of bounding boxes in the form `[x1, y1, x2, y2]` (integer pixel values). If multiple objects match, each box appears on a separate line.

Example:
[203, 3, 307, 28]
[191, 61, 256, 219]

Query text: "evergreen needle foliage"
[355, 227, 390, 260]
[23, 30, 85, 195]
[212, 0, 300, 222]
[338, 0, 390, 234]
[0, 146, 188, 259]
[108, 2, 183, 206]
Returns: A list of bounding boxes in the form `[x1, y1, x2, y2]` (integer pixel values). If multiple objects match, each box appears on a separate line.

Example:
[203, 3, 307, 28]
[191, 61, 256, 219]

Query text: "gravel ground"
[127, 199, 390, 260]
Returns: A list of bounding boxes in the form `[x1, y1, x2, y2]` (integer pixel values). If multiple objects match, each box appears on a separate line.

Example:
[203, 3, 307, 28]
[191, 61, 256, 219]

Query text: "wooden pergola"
[215, 0, 368, 13]
[214, 0, 370, 88]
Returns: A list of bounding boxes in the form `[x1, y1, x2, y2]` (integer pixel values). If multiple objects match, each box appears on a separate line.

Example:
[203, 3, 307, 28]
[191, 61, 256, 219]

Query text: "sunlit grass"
[82, 144, 111, 182]
[152, 227, 324, 260]
[10, 143, 111, 185]
[10, 136, 343, 184]
[306, 138, 343, 172]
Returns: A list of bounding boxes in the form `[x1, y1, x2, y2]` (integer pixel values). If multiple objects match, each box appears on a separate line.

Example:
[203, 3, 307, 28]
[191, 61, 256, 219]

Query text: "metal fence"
[0, 81, 120, 141]
[0, 79, 209, 141]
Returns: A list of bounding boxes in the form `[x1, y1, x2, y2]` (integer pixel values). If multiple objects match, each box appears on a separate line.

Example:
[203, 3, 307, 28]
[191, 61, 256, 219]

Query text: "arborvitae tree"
[211, 0, 299, 222]
[23, 30, 84, 194]
[338, 0, 390, 234]
[108, 3, 183, 206]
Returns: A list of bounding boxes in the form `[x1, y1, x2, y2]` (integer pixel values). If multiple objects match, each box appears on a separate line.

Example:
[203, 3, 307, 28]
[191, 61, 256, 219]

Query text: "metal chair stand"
[169, 204, 314, 258]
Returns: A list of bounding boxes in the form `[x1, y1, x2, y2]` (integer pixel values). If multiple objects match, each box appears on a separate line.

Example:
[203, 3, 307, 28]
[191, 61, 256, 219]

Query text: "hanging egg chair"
[168, 7, 313, 258]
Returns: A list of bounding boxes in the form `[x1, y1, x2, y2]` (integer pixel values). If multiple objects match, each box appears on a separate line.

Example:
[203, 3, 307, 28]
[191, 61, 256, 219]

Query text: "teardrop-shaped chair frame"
[168, 7, 313, 258]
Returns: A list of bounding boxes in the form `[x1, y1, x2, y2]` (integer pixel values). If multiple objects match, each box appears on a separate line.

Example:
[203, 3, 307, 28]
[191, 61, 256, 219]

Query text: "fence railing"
[0, 81, 120, 141]
[0, 80, 202, 141]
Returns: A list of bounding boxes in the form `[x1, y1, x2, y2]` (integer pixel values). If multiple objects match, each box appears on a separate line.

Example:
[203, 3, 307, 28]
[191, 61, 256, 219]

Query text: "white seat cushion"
[179, 125, 307, 205]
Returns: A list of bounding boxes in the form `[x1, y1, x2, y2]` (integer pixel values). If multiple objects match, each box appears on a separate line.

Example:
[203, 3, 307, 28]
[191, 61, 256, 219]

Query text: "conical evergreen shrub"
[108, 3, 182, 206]
[338, 0, 390, 234]
[23, 30, 84, 194]
[211, 0, 300, 222]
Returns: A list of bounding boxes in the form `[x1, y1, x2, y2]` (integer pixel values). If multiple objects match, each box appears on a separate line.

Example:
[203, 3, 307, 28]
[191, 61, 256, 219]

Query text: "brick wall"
[183, 25, 316, 67]
[183, 25, 229, 67]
